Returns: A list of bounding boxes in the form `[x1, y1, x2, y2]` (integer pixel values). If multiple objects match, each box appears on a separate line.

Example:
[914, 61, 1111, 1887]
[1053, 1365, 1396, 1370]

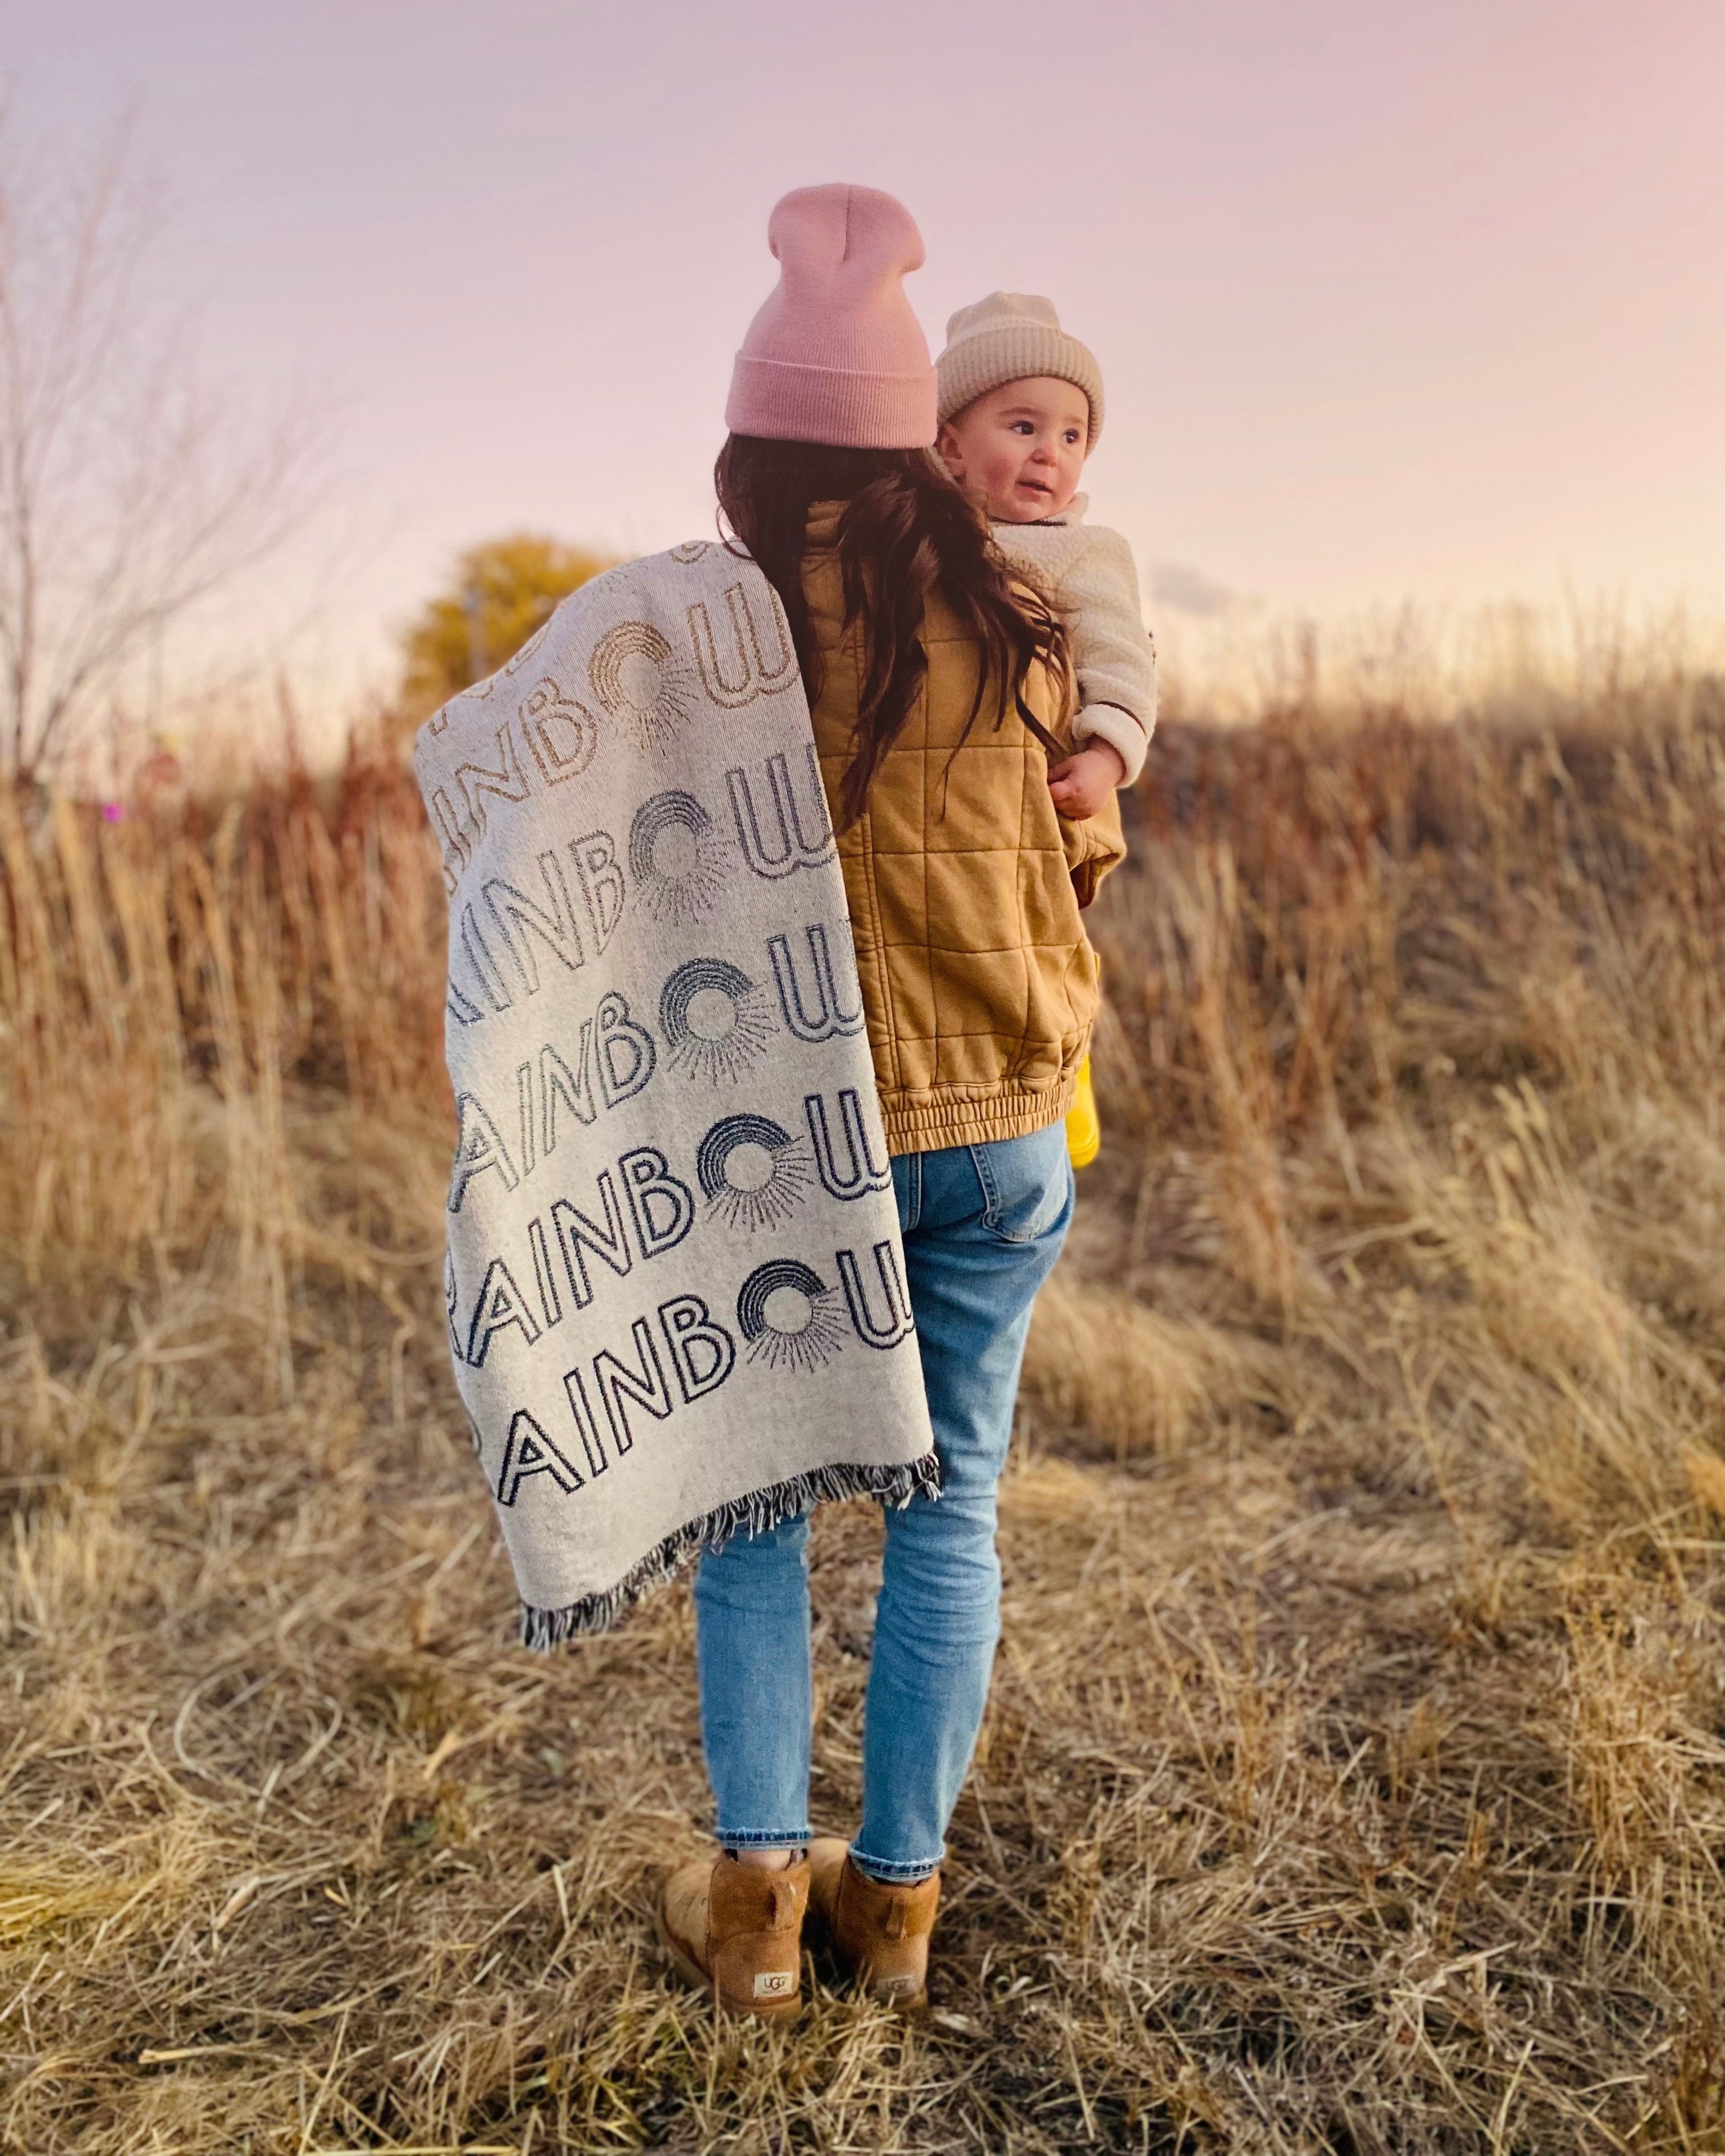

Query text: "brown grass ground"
[4, 680, 1725, 2153]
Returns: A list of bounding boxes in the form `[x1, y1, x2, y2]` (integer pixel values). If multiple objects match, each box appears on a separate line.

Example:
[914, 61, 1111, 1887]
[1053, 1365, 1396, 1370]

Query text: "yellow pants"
[1064, 951, 1103, 1169]
[1064, 1054, 1100, 1169]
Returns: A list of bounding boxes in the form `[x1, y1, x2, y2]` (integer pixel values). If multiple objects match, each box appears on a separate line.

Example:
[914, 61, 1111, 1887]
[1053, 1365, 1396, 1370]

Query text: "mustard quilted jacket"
[800, 504, 1125, 1156]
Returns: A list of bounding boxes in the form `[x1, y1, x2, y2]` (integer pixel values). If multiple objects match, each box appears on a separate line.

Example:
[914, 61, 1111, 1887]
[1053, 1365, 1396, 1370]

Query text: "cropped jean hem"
[719, 1826, 813, 1850]
[850, 1840, 944, 1886]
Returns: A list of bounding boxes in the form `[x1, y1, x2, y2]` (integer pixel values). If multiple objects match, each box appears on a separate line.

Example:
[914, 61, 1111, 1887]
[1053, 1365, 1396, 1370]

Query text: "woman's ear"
[935, 423, 966, 484]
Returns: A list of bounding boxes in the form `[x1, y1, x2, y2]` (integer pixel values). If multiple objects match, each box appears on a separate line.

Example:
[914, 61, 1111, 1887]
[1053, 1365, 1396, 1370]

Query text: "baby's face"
[937, 376, 1090, 522]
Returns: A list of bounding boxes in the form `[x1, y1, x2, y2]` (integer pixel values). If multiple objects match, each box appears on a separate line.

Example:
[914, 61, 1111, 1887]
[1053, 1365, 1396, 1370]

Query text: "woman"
[657, 184, 1124, 2017]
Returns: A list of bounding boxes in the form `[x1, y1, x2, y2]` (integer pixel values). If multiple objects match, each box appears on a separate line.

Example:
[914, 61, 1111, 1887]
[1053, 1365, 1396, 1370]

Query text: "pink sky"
[7, 0, 1723, 698]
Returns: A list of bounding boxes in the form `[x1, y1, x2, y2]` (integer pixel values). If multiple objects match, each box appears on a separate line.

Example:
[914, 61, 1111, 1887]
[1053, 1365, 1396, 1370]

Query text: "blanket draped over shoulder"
[415, 543, 938, 1646]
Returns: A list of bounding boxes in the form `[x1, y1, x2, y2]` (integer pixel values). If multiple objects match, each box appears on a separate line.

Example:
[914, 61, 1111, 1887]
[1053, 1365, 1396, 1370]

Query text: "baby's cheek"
[986, 447, 1025, 492]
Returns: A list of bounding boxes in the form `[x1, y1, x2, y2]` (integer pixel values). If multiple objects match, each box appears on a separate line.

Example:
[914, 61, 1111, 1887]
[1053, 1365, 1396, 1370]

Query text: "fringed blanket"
[415, 543, 938, 1646]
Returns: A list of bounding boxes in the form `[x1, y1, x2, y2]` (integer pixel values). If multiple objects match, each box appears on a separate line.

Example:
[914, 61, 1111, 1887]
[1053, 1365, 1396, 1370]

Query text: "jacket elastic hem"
[881, 1071, 1079, 1157]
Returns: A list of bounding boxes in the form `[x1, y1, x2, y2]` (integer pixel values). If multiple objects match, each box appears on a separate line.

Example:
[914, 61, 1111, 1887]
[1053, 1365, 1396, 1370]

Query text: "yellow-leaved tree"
[399, 533, 615, 715]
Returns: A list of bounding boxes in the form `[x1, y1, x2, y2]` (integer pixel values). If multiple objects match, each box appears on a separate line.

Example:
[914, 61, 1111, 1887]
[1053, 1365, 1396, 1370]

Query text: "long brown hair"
[714, 435, 1069, 829]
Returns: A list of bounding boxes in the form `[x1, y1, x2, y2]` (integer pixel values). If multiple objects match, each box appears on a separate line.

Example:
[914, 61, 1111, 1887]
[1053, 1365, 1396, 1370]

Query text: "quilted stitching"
[800, 506, 1124, 1155]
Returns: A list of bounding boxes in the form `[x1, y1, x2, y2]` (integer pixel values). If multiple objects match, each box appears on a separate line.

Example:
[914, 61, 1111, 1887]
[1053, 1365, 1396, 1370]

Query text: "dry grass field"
[4, 666, 1725, 2154]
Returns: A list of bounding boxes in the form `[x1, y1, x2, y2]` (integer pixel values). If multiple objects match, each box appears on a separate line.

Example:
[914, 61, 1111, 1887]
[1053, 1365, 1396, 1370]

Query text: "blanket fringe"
[517, 1452, 944, 1651]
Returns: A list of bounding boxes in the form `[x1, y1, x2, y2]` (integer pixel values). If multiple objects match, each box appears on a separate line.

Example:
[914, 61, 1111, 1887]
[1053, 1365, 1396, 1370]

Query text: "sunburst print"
[735, 1258, 848, 1376]
[587, 619, 697, 753]
[629, 789, 730, 926]
[659, 958, 775, 1085]
[696, 1113, 812, 1233]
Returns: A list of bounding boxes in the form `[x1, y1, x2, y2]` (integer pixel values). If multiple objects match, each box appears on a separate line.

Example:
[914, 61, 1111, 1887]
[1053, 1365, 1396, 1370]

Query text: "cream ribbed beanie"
[935, 292, 1104, 448]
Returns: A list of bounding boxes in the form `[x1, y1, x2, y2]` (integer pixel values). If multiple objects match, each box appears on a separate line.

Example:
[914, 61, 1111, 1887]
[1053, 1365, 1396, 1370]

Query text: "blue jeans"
[693, 1121, 1074, 1882]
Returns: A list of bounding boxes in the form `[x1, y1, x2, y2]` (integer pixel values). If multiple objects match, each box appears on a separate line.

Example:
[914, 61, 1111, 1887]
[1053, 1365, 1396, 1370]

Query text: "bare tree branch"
[0, 115, 318, 783]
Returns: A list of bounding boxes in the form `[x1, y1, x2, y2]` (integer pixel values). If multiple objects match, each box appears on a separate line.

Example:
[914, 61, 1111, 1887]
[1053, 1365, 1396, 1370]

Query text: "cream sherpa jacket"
[991, 495, 1156, 785]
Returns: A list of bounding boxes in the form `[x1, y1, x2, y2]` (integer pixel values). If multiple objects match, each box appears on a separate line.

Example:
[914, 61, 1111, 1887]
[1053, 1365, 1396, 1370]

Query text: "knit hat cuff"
[727, 355, 937, 448]
[937, 323, 1104, 447]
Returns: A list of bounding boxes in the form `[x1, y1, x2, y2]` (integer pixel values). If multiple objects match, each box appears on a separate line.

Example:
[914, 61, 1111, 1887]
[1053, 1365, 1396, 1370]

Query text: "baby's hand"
[1047, 740, 1126, 819]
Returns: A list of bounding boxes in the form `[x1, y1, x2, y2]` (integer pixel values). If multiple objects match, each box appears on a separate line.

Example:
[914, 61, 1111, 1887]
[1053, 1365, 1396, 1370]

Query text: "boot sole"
[653, 1901, 803, 2022]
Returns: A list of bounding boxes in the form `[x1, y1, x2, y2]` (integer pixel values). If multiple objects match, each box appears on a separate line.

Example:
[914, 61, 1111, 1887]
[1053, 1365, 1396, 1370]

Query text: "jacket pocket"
[1060, 792, 1128, 910]
[970, 1125, 1075, 1245]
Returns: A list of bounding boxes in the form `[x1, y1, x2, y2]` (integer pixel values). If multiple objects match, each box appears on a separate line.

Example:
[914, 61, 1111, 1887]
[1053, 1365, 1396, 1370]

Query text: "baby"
[934, 293, 1155, 818]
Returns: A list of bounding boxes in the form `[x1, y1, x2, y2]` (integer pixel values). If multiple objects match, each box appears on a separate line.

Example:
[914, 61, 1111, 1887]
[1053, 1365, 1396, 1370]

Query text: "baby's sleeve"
[1063, 528, 1157, 786]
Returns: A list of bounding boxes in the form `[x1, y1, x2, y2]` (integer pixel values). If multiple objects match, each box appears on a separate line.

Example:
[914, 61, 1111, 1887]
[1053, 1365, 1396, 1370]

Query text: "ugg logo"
[752, 1969, 796, 1999]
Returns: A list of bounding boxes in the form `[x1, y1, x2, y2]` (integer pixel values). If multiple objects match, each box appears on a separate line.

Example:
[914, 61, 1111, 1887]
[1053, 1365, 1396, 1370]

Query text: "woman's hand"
[1047, 740, 1127, 820]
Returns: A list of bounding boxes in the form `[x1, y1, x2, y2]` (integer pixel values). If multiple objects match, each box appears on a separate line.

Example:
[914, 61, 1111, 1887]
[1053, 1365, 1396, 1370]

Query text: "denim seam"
[968, 1142, 1001, 1229]
[721, 1827, 815, 1847]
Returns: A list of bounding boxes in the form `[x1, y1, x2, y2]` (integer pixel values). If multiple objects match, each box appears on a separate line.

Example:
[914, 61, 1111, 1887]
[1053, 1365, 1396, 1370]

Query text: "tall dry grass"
[3, 669, 1725, 2153]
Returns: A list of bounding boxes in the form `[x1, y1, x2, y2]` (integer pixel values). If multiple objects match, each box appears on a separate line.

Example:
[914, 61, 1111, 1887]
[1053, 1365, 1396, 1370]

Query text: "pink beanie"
[726, 184, 937, 448]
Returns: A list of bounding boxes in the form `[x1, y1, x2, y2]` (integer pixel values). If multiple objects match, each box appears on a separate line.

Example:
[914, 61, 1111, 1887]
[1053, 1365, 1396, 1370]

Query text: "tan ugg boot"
[807, 1838, 940, 2010]
[656, 1851, 809, 2019]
